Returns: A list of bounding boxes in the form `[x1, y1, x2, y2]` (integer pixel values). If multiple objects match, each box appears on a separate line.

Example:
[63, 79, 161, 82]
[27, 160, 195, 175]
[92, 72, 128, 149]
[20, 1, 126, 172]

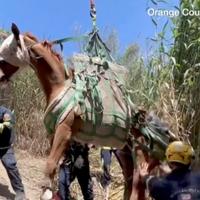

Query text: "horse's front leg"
[45, 120, 73, 179]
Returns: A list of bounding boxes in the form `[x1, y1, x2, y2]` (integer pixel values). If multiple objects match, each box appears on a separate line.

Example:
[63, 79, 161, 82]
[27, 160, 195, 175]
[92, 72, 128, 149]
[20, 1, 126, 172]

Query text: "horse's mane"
[24, 32, 39, 42]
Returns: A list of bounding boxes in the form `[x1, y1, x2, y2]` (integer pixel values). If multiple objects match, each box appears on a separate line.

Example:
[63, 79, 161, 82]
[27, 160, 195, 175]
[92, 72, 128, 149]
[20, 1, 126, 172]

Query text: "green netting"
[0, 27, 172, 155]
[44, 54, 134, 148]
[84, 29, 114, 61]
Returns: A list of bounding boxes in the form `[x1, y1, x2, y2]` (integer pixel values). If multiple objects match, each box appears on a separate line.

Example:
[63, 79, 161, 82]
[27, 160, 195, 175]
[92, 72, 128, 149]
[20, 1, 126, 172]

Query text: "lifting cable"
[90, 0, 97, 29]
[51, 0, 97, 47]
[50, 0, 113, 62]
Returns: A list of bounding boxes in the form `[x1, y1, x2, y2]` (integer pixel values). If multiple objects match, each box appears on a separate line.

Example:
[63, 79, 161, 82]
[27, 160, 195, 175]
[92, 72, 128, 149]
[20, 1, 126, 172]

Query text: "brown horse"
[0, 24, 175, 200]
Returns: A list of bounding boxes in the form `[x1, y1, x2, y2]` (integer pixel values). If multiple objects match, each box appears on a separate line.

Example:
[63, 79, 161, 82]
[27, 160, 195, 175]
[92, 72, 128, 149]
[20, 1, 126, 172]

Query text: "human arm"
[0, 109, 14, 133]
[137, 162, 155, 189]
[3, 121, 12, 128]
[0, 123, 4, 133]
[3, 112, 13, 126]
[137, 162, 167, 199]
[0, 121, 12, 133]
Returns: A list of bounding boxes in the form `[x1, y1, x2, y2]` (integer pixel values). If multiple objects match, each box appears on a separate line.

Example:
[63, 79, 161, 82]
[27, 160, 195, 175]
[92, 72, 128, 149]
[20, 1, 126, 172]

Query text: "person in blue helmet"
[137, 141, 200, 200]
[0, 106, 27, 200]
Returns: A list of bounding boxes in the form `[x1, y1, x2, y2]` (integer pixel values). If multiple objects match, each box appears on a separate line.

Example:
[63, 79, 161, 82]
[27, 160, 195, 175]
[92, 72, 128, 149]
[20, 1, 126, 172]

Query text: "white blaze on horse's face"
[0, 68, 4, 79]
[0, 34, 30, 68]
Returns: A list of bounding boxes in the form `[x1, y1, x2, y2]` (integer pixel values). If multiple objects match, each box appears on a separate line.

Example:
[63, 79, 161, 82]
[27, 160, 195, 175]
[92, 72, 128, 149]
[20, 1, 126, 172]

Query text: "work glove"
[0, 123, 4, 134]
[3, 121, 12, 129]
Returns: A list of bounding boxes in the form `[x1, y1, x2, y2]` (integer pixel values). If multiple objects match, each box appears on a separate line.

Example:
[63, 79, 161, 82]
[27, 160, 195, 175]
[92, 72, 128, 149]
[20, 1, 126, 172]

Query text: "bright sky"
[0, 0, 179, 57]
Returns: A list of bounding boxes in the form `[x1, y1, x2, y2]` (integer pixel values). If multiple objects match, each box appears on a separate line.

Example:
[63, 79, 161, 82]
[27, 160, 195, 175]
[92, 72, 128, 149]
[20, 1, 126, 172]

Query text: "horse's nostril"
[0, 76, 5, 81]
[0, 75, 7, 82]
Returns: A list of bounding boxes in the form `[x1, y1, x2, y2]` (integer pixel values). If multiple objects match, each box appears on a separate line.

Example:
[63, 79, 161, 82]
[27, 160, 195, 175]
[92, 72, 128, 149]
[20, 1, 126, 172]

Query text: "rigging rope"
[90, 0, 97, 29]
[50, 0, 113, 62]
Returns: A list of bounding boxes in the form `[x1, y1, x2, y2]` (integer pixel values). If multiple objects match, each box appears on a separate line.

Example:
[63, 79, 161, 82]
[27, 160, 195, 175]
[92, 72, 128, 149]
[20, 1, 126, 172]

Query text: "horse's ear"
[11, 23, 20, 40]
[11, 23, 21, 49]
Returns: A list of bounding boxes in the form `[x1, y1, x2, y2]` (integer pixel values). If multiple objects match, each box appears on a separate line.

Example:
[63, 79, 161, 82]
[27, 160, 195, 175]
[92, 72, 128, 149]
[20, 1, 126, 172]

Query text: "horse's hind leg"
[114, 145, 133, 200]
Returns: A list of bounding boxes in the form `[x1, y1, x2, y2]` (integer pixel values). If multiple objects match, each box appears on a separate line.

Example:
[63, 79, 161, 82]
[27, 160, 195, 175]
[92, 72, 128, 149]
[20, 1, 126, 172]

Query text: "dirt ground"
[0, 150, 45, 199]
[0, 149, 124, 200]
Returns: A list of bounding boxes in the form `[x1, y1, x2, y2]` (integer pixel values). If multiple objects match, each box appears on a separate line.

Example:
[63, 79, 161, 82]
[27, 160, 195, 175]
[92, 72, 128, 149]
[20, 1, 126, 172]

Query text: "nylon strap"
[51, 35, 89, 51]
[0, 145, 11, 150]
[51, 35, 88, 45]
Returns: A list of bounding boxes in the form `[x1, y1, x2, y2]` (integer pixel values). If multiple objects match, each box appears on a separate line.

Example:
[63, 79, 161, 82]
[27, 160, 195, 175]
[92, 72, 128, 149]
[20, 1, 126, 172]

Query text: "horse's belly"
[72, 121, 128, 149]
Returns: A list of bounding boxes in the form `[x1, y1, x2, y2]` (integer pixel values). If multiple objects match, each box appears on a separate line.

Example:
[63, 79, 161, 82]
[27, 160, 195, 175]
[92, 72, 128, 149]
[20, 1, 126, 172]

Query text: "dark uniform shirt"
[0, 106, 15, 148]
[148, 167, 200, 200]
[63, 141, 89, 166]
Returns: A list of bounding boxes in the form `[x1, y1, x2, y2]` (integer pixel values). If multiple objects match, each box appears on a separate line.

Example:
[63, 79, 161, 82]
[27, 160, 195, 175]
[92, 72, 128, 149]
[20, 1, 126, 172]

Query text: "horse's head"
[132, 110, 177, 165]
[0, 23, 32, 82]
[0, 23, 70, 85]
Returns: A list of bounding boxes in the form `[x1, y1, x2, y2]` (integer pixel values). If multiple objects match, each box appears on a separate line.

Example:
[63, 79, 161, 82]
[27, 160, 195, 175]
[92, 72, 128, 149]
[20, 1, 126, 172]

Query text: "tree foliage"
[171, 0, 200, 151]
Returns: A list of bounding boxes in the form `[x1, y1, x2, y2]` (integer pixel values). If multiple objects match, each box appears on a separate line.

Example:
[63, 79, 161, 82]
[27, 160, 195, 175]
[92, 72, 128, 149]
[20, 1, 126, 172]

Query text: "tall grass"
[1, 0, 200, 162]
[0, 69, 49, 155]
[170, 0, 200, 157]
[124, 0, 200, 163]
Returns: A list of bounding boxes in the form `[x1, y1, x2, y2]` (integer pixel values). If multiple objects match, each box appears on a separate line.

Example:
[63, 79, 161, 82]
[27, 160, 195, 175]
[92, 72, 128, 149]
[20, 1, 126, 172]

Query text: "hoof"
[40, 187, 61, 200]
[40, 187, 53, 200]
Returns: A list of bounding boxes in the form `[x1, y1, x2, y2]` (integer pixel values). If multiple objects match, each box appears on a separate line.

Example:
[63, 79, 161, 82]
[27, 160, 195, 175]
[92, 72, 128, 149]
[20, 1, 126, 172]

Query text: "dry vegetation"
[0, 149, 124, 200]
[1, 0, 200, 199]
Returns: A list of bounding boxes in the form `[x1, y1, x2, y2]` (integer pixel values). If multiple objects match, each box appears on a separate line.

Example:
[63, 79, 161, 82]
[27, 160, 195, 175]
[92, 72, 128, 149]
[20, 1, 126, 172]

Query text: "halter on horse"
[0, 24, 176, 200]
